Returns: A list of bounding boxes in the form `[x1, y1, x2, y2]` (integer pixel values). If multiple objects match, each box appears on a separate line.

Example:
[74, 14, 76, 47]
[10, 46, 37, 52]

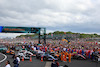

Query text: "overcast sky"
[0, 0, 100, 38]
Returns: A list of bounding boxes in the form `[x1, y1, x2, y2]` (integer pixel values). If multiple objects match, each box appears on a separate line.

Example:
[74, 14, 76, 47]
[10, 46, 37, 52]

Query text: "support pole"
[44, 28, 46, 44]
[39, 30, 41, 44]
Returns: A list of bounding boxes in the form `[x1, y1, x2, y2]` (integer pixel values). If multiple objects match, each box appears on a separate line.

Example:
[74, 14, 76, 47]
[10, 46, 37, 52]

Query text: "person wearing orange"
[63, 51, 68, 62]
[64, 51, 68, 57]
[51, 49, 53, 52]
[6, 50, 10, 54]
[69, 53, 71, 63]
[63, 54, 67, 62]
[61, 51, 63, 61]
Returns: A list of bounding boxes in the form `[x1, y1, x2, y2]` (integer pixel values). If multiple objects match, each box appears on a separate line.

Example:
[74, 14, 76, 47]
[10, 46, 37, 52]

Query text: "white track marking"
[0, 53, 7, 63]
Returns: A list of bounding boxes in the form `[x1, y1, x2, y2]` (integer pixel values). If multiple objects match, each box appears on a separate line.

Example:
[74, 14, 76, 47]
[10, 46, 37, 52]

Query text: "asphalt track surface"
[0, 54, 100, 67]
[0, 53, 5, 62]
[59, 60, 100, 67]
[0, 54, 46, 67]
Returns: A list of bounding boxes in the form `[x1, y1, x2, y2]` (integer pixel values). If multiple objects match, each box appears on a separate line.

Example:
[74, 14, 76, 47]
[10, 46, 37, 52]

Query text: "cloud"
[0, 0, 100, 37]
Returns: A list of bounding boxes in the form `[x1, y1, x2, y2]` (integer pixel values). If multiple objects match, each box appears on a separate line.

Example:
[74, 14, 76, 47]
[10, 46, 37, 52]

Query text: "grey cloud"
[0, 0, 100, 37]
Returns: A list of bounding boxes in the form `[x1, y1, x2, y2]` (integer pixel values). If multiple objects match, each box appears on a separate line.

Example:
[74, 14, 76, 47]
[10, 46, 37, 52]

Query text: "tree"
[66, 31, 73, 34]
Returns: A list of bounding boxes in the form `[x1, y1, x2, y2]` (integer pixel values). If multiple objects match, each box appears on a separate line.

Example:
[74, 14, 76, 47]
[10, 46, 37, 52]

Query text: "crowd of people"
[5, 56, 20, 67]
[1, 38, 100, 67]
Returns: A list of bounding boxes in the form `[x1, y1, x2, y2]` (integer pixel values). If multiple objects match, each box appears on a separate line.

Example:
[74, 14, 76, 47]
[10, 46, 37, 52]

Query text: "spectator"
[55, 61, 59, 67]
[63, 65, 68, 67]
[51, 59, 58, 67]
[13, 56, 18, 67]
[12, 53, 15, 59]
[17, 56, 20, 66]
[5, 60, 11, 67]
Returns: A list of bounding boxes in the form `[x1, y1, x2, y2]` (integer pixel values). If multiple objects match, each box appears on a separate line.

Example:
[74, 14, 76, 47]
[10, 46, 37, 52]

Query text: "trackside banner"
[0, 26, 40, 33]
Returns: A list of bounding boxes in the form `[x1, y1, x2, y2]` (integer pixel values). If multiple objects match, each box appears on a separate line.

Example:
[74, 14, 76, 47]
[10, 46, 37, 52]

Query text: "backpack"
[13, 59, 18, 64]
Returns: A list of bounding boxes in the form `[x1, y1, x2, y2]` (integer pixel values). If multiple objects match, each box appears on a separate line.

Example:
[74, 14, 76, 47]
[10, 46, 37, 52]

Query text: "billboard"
[0, 26, 41, 33]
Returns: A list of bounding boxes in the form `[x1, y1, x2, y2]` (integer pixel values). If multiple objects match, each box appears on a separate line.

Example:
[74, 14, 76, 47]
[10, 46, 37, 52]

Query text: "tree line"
[16, 31, 100, 38]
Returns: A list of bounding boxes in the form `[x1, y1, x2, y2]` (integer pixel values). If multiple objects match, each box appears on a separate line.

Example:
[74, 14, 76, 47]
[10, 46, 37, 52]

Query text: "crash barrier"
[41, 56, 43, 62]
[22, 57, 24, 61]
[30, 56, 32, 62]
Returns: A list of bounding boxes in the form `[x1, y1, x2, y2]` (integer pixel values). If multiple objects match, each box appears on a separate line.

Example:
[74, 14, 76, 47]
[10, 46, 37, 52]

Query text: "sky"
[0, 0, 100, 38]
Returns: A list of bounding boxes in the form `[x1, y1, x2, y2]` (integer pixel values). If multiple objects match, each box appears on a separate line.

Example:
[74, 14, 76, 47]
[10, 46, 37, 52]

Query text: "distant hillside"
[16, 31, 100, 38]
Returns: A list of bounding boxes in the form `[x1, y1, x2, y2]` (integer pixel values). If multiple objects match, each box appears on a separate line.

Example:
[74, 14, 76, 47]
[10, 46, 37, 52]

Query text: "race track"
[0, 54, 100, 67]
[0, 53, 7, 63]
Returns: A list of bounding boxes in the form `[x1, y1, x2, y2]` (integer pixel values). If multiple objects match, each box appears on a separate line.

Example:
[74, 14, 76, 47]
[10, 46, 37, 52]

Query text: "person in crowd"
[63, 65, 68, 67]
[5, 60, 11, 67]
[17, 56, 20, 66]
[92, 50, 99, 61]
[13, 56, 18, 67]
[55, 60, 59, 67]
[51, 59, 58, 67]
[12, 53, 15, 59]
